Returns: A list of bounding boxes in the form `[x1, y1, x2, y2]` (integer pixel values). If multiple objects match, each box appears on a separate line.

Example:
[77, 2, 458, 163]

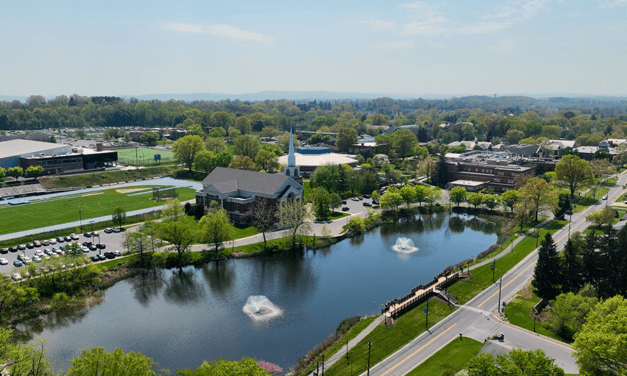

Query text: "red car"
[342, 206, 350, 211]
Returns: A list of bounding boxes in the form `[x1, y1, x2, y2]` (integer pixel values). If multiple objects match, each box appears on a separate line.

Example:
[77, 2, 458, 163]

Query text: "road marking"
[477, 262, 535, 308]
[380, 323, 457, 376]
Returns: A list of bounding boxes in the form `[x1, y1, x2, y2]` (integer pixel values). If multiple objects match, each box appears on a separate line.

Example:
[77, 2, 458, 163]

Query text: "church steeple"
[288, 126, 296, 167]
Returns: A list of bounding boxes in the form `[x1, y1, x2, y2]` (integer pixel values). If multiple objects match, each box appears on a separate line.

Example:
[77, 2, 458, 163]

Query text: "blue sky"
[1, 0, 626, 97]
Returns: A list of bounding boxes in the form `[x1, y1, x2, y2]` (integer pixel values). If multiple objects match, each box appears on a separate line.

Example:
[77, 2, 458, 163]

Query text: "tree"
[199, 209, 234, 257]
[449, 187, 467, 207]
[513, 197, 534, 233]
[67, 347, 156, 376]
[278, 199, 313, 248]
[466, 349, 564, 376]
[434, 153, 451, 188]
[555, 155, 593, 198]
[310, 165, 340, 193]
[414, 185, 428, 207]
[534, 233, 562, 300]
[235, 116, 252, 134]
[261, 126, 279, 138]
[573, 296, 627, 376]
[506, 129, 524, 144]
[173, 135, 206, 172]
[8, 166, 23, 181]
[178, 358, 269, 376]
[501, 189, 520, 214]
[234, 135, 261, 159]
[585, 207, 616, 228]
[186, 124, 204, 137]
[335, 126, 358, 152]
[310, 186, 333, 219]
[380, 190, 403, 211]
[0, 276, 39, 319]
[400, 184, 417, 208]
[139, 131, 160, 146]
[249, 197, 278, 249]
[466, 192, 484, 210]
[0, 327, 51, 376]
[229, 128, 241, 139]
[25, 165, 44, 178]
[519, 177, 557, 221]
[123, 226, 154, 266]
[154, 216, 197, 265]
[229, 155, 256, 170]
[205, 137, 228, 154]
[254, 148, 280, 172]
[208, 127, 227, 138]
[112, 207, 126, 229]
[418, 157, 437, 181]
[211, 111, 234, 131]
[347, 217, 366, 233]
[277, 132, 298, 153]
[413, 144, 429, 159]
[391, 129, 418, 159]
[545, 291, 597, 342]
[161, 198, 184, 221]
[483, 194, 500, 212]
[0, 167, 5, 181]
[195, 150, 217, 174]
[561, 238, 584, 294]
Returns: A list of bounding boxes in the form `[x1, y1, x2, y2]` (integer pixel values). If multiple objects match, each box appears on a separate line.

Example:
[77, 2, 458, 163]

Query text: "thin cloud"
[164, 23, 204, 33]
[359, 20, 395, 30]
[163, 23, 275, 47]
[399, 1, 428, 9]
[402, 12, 448, 36]
[207, 24, 275, 46]
[461, 21, 510, 34]
[373, 41, 415, 49]
[521, 0, 549, 18]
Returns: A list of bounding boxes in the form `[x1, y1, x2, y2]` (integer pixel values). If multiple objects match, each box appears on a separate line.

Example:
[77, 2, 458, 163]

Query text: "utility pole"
[367, 342, 372, 376]
[425, 299, 429, 330]
[79, 209, 82, 233]
[346, 339, 349, 363]
[491, 259, 495, 283]
[498, 276, 502, 313]
[321, 354, 324, 376]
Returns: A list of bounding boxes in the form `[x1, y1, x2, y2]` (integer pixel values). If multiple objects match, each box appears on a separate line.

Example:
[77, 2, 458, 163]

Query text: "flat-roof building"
[0, 140, 72, 170]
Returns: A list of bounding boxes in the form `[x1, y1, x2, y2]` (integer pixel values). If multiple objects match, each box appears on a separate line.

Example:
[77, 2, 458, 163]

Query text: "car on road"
[342, 206, 349, 211]
[13, 260, 23, 267]
[0, 248, 7, 254]
[56, 237, 64, 243]
[0, 258, 7, 265]
[104, 228, 113, 233]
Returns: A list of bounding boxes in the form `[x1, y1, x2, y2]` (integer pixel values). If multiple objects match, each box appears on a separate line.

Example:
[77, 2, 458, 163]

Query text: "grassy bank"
[39, 166, 179, 189]
[406, 338, 483, 376]
[447, 220, 567, 305]
[0, 186, 195, 235]
[325, 299, 455, 375]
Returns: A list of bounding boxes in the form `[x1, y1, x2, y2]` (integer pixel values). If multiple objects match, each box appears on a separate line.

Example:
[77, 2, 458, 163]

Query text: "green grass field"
[0, 186, 195, 235]
[504, 287, 566, 343]
[116, 147, 176, 165]
[406, 338, 483, 376]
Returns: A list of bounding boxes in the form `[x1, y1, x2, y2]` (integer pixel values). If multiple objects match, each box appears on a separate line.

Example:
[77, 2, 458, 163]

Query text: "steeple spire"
[288, 126, 296, 167]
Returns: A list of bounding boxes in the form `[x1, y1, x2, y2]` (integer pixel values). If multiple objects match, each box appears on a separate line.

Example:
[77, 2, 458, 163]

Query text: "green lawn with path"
[325, 299, 455, 375]
[503, 288, 567, 343]
[406, 338, 483, 376]
[447, 220, 567, 305]
[0, 186, 195, 235]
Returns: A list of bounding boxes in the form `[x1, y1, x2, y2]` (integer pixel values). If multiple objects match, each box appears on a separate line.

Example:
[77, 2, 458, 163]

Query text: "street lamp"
[79, 209, 82, 233]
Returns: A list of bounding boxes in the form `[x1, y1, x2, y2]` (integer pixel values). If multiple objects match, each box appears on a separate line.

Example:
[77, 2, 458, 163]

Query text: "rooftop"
[201, 167, 301, 196]
[278, 152, 358, 167]
[0, 139, 70, 159]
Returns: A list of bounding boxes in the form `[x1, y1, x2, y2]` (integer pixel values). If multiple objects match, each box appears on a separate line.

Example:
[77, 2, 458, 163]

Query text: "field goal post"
[153, 186, 178, 202]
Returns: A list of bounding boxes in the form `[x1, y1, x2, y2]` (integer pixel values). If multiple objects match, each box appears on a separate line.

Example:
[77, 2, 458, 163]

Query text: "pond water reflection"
[21, 213, 497, 373]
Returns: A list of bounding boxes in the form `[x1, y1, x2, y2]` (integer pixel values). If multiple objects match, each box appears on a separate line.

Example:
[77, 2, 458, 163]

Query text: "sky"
[1, 0, 626, 97]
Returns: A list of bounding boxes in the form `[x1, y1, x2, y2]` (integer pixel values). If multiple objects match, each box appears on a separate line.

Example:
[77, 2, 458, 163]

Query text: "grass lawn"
[317, 211, 350, 221]
[447, 220, 566, 305]
[325, 299, 455, 376]
[117, 147, 176, 165]
[504, 286, 567, 343]
[406, 338, 483, 376]
[572, 187, 610, 213]
[0, 186, 196, 235]
[39, 166, 178, 189]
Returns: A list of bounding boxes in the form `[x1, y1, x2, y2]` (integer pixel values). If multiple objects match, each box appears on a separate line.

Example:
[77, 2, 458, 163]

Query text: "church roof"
[201, 167, 301, 196]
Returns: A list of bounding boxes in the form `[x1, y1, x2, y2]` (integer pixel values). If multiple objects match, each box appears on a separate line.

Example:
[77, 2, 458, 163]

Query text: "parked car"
[363, 202, 372, 207]
[103, 252, 116, 259]
[26, 243, 34, 249]
[0, 258, 7, 265]
[90, 255, 101, 262]
[0, 248, 7, 254]
[89, 244, 97, 251]
[11, 273, 22, 281]
[113, 250, 122, 257]
[44, 249, 55, 256]
[81, 246, 90, 253]
[342, 206, 350, 211]
[42, 240, 50, 246]
[351, 197, 359, 201]
[372, 199, 380, 205]
[104, 228, 113, 233]
[70, 234, 79, 240]
[13, 260, 23, 267]
[96, 243, 106, 249]
[64, 236, 72, 242]
[32, 255, 41, 262]
[112, 227, 123, 233]
[22, 256, 31, 264]
[35, 249, 44, 256]
[49, 239, 57, 244]
[18, 244, 26, 250]
[9, 246, 18, 252]
[33, 240, 41, 247]
[56, 250, 66, 256]
[342, 200, 347, 205]
[363, 194, 371, 199]
[56, 237, 64, 243]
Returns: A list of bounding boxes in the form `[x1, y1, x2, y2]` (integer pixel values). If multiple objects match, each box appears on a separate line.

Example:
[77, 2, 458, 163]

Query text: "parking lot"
[0, 228, 129, 277]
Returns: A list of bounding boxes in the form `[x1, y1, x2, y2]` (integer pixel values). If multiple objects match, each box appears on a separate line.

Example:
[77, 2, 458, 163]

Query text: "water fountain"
[242, 296, 283, 322]
[391, 237, 419, 254]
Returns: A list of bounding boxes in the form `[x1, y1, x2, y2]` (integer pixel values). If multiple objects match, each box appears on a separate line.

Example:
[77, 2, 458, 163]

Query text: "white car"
[49, 239, 57, 244]
[32, 255, 41, 262]
[0, 258, 7, 265]
[11, 273, 22, 281]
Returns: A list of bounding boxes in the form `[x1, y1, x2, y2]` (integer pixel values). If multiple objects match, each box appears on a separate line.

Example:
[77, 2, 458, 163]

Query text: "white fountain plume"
[243, 296, 283, 322]
[391, 237, 419, 254]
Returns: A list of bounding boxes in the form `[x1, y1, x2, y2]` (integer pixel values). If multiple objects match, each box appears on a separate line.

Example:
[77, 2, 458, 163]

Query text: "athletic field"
[116, 148, 176, 166]
[0, 186, 195, 235]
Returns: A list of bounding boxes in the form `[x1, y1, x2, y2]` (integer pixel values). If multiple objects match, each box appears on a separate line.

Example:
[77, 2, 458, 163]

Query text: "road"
[363, 173, 627, 376]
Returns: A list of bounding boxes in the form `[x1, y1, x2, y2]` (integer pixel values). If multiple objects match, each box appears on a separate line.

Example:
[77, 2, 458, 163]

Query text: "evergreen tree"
[534, 233, 562, 300]
[561, 238, 583, 294]
[615, 225, 627, 297]
[434, 153, 451, 188]
[582, 231, 602, 292]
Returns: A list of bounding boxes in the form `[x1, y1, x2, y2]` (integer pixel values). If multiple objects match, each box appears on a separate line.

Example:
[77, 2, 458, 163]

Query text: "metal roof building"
[0, 140, 72, 169]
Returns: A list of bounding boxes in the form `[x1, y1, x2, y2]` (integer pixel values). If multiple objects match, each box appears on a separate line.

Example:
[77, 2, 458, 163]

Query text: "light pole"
[79, 209, 82, 233]
[367, 342, 372, 376]
[497, 276, 502, 313]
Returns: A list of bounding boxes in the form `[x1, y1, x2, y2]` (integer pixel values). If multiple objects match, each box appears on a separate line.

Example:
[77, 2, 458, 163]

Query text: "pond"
[19, 213, 498, 374]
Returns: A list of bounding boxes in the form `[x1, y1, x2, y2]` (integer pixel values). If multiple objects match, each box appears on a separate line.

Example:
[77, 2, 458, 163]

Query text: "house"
[195, 167, 303, 225]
